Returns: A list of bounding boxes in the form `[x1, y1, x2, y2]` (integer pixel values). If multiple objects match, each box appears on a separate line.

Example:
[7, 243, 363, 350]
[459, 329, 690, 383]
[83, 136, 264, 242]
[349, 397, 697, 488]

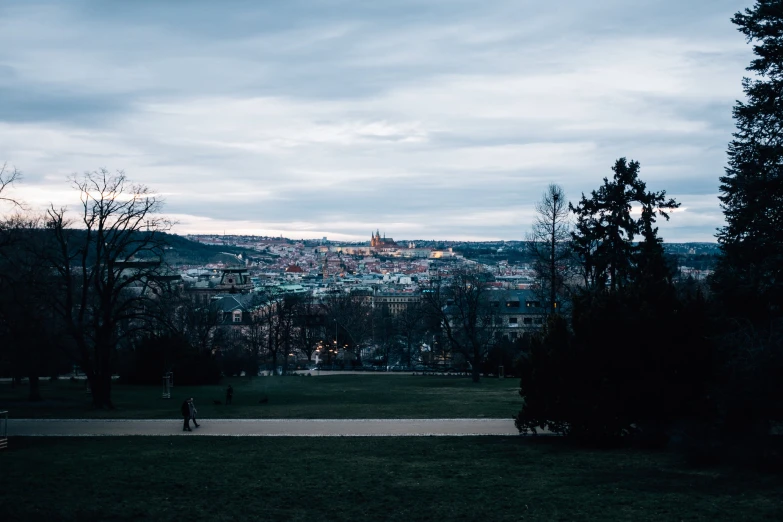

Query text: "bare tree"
[0, 164, 34, 392]
[393, 301, 427, 368]
[0, 215, 64, 400]
[324, 291, 373, 366]
[372, 305, 395, 368]
[160, 290, 221, 356]
[0, 162, 22, 210]
[293, 294, 326, 363]
[527, 183, 571, 315]
[264, 294, 299, 375]
[0, 163, 24, 253]
[46, 169, 172, 408]
[422, 267, 499, 382]
[241, 292, 275, 377]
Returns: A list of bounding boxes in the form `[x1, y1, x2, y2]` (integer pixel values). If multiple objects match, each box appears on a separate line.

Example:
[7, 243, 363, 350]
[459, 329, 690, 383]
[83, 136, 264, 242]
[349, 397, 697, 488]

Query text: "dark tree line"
[516, 158, 701, 443]
[516, 2, 783, 460]
[422, 267, 500, 382]
[0, 169, 178, 407]
[710, 0, 783, 445]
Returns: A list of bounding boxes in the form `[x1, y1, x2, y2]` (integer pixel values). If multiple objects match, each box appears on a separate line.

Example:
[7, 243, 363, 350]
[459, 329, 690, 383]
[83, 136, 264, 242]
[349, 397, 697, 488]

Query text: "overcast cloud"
[0, 0, 752, 241]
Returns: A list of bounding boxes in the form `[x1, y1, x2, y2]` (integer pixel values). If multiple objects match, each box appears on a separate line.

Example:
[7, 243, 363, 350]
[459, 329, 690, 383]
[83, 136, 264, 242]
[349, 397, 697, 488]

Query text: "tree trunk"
[472, 345, 481, 383]
[28, 374, 42, 401]
[248, 344, 260, 378]
[551, 218, 557, 314]
[88, 372, 115, 409]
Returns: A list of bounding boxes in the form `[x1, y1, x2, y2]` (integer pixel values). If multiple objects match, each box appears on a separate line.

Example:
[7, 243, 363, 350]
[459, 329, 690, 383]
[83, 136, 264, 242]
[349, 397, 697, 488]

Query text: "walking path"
[7, 418, 528, 437]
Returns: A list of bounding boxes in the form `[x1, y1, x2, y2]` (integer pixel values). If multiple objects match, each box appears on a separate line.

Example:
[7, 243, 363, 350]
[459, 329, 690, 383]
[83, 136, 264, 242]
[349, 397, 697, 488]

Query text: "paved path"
[8, 418, 528, 437]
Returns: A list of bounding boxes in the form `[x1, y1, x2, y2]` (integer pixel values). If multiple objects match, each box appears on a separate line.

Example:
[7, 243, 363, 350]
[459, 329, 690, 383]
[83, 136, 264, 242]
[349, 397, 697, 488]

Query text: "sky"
[0, 0, 755, 242]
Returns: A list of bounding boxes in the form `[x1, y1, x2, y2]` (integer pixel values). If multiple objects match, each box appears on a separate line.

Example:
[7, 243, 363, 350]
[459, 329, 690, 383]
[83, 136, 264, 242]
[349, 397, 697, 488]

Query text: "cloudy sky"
[0, 0, 753, 242]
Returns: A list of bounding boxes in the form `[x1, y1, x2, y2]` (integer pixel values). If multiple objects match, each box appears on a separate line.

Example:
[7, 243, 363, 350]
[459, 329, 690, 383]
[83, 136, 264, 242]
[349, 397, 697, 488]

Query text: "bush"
[516, 286, 714, 446]
[120, 334, 221, 386]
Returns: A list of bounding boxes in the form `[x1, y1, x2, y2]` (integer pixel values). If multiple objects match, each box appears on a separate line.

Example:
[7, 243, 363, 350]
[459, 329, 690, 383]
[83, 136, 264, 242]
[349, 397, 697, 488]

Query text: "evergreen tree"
[570, 158, 678, 292]
[709, 1, 783, 444]
[714, 0, 783, 324]
[633, 199, 676, 294]
[517, 161, 701, 445]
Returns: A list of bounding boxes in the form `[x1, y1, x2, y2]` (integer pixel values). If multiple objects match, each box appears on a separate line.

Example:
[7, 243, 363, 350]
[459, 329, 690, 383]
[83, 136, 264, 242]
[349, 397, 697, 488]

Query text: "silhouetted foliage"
[517, 160, 711, 445]
[120, 334, 220, 386]
[422, 267, 500, 382]
[713, 0, 783, 326]
[570, 158, 679, 292]
[46, 169, 173, 408]
[516, 285, 713, 446]
[708, 0, 783, 454]
[0, 217, 68, 399]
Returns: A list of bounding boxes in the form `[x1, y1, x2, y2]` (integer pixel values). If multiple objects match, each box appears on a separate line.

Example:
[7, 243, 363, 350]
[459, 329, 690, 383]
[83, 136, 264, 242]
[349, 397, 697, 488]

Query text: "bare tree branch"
[526, 184, 572, 315]
[46, 169, 173, 408]
[0, 162, 23, 209]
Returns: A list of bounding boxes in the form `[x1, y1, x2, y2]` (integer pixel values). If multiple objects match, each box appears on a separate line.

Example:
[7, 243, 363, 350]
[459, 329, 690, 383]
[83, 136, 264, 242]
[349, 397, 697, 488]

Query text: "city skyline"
[0, 1, 751, 242]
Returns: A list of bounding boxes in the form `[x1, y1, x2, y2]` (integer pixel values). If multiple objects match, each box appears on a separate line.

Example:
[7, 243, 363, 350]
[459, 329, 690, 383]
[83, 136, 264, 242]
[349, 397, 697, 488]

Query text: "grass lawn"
[0, 375, 521, 419]
[1, 436, 781, 521]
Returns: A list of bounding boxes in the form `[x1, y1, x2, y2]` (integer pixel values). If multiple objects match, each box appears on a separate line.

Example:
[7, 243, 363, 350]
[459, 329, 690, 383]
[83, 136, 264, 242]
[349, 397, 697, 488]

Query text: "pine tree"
[517, 160, 691, 444]
[714, 0, 783, 324]
[710, 1, 783, 443]
[569, 158, 678, 292]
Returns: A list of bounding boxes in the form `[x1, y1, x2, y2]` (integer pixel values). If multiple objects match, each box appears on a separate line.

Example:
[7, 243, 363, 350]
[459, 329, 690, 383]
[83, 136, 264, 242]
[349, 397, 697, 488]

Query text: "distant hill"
[158, 233, 275, 266]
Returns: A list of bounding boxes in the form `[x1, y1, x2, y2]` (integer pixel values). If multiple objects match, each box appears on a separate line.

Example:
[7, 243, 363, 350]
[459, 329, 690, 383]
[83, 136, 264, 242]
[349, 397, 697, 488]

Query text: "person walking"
[225, 384, 233, 405]
[188, 398, 200, 428]
[180, 399, 191, 432]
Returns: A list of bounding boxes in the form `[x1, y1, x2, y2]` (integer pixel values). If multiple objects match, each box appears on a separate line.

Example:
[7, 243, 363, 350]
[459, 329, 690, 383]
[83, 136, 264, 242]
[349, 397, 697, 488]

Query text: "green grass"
[0, 375, 521, 419]
[1, 437, 781, 521]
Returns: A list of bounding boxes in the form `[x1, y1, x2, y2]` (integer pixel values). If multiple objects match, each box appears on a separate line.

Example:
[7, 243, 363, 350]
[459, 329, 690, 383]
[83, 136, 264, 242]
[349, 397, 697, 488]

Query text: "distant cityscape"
[170, 231, 718, 366]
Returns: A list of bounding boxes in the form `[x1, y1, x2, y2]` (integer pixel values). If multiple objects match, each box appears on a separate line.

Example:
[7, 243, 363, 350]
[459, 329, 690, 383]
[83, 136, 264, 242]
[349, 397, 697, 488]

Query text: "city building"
[373, 290, 422, 316]
[371, 230, 397, 249]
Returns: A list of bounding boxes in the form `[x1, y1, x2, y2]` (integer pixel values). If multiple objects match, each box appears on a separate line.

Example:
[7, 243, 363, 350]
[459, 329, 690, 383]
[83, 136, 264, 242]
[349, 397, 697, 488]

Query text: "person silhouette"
[188, 398, 200, 428]
[180, 399, 191, 431]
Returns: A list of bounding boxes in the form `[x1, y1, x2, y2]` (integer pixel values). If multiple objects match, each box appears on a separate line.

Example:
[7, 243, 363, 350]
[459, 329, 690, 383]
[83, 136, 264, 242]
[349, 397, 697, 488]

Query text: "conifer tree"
[709, 1, 783, 442]
[714, 0, 783, 324]
[569, 158, 678, 292]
